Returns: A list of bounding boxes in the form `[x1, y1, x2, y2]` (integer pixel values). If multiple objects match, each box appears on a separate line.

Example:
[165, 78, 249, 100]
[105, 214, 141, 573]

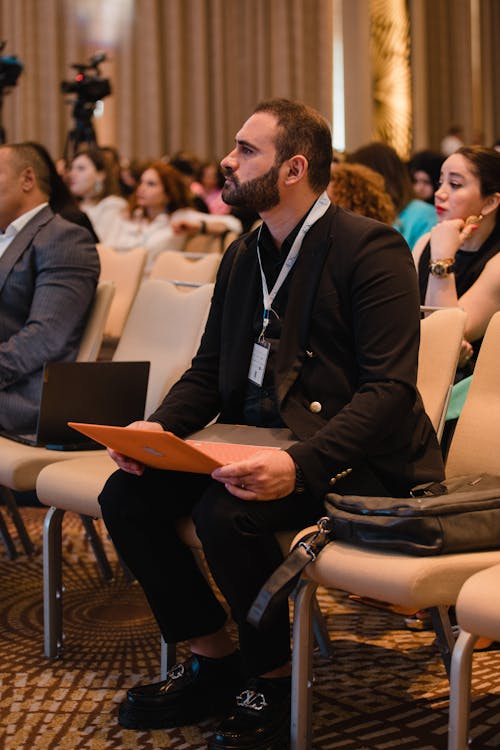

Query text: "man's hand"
[107, 420, 164, 476]
[211, 449, 296, 501]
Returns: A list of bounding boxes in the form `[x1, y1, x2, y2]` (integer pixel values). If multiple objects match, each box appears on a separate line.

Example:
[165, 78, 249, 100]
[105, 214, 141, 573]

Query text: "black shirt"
[243, 217, 306, 427]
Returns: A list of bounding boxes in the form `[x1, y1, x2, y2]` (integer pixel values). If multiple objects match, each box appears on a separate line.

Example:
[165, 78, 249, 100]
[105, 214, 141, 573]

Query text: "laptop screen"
[34, 360, 150, 448]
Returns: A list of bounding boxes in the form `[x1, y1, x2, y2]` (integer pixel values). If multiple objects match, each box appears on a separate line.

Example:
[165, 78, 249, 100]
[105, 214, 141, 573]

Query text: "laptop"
[0, 361, 150, 450]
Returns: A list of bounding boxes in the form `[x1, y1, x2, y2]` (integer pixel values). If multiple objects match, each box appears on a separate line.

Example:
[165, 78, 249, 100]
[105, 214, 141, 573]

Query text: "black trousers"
[98, 467, 324, 677]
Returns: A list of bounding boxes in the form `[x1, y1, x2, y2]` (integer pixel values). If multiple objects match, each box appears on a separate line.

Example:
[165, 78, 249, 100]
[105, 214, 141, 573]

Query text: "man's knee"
[98, 468, 142, 523]
[193, 485, 257, 548]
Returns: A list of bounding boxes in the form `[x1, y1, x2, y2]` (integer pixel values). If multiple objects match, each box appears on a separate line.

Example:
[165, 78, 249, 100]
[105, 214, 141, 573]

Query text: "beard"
[221, 164, 280, 213]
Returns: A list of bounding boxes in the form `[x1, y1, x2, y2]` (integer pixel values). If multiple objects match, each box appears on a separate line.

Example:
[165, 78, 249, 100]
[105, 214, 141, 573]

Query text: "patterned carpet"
[0, 507, 499, 750]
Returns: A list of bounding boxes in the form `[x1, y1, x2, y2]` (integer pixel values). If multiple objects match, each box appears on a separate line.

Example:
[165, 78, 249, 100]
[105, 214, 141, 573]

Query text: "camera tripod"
[63, 99, 98, 162]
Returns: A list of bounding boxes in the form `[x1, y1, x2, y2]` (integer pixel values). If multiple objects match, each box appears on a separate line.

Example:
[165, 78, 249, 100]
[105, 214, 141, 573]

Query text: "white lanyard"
[255, 191, 330, 342]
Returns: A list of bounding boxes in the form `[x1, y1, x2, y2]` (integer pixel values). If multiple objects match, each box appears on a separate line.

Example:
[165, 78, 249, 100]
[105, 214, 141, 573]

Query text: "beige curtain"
[0, 0, 333, 162]
[409, 0, 500, 151]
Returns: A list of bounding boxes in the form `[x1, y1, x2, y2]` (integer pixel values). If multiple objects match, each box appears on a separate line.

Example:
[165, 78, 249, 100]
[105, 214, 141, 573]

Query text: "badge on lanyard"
[248, 307, 271, 386]
[247, 192, 331, 387]
[248, 341, 270, 386]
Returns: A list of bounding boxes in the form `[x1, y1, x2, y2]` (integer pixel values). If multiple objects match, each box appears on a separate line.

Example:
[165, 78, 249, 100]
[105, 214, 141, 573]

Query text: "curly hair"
[346, 142, 413, 214]
[327, 163, 396, 224]
[128, 161, 194, 217]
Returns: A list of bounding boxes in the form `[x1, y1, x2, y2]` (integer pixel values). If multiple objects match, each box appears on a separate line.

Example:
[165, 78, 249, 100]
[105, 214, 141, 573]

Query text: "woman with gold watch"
[413, 146, 500, 379]
[406, 146, 499, 633]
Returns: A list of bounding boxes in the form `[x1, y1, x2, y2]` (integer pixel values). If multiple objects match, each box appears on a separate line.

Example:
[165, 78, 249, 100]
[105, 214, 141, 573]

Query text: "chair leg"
[312, 595, 334, 658]
[0, 486, 34, 556]
[430, 605, 457, 677]
[43, 507, 65, 658]
[448, 629, 477, 750]
[160, 637, 177, 680]
[0, 507, 17, 559]
[79, 515, 113, 581]
[290, 584, 333, 660]
[291, 579, 317, 750]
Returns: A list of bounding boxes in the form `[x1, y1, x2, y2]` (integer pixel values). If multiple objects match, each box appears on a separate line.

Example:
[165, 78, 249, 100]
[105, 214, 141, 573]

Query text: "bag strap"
[247, 517, 331, 629]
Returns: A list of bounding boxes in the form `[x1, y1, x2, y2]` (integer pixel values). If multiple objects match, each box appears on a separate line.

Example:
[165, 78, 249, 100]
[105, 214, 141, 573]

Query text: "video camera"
[0, 41, 23, 91]
[60, 52, 111, 103]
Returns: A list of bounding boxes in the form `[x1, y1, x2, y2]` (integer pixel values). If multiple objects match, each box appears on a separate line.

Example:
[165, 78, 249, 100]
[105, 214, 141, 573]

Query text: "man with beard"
[98, 99, 444, 750]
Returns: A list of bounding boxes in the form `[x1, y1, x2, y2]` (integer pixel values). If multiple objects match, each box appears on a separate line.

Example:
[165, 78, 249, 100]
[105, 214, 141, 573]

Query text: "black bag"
[326, 473, 500, 556]
[247, 474, 500, 629]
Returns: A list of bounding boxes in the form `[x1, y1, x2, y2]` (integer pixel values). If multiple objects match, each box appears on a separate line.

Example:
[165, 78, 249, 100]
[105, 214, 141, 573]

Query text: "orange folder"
[68, 422, 282, 473]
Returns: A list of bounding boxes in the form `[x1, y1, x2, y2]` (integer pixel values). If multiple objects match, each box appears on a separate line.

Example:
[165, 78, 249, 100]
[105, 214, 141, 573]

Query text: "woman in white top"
[106, 161, 241, 274]
[68, 146, 128, 242]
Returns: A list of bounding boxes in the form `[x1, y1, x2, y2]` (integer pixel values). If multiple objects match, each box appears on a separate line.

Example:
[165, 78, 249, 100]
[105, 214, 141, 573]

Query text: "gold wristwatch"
[428, 258, 455, 277]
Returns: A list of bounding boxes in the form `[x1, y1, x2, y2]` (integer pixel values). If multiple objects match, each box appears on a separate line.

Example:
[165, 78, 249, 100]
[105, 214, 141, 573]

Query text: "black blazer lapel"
[276, 206, 336, 405]
[0, 206, 53, 293]
[219, 235, 262, 399]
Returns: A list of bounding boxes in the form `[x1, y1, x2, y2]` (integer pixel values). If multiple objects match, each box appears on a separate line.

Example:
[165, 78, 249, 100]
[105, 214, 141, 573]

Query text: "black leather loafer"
[119, 651, 241, 730]
[209, 676, 291, 749]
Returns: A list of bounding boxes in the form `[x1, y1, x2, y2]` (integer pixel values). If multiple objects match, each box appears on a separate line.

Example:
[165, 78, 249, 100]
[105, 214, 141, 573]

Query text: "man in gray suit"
[0, 143, 100, 433]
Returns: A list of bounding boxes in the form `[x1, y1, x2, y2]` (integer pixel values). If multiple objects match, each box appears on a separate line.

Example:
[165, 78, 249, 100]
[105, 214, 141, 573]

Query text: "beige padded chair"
[447, 564, 500, 750]
[417, 307, 467, 441]
[183, 230, 238, 255]
[290, 311, 500, 750]
[75, 281, 116, 362]
[0, 280, 115, 559]
[149, 249, 221, 287]
[36, 280, 214, 658]
[36, 306, 464, 665]
[96, 244, 147, 343]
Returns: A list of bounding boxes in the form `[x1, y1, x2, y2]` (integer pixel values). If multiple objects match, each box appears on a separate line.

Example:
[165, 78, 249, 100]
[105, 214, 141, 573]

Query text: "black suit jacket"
[0, 206, 100, 432]
[150, 204, 444, 498]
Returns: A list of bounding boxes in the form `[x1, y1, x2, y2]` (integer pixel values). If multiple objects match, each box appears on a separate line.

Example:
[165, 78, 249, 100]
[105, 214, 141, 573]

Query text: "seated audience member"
[347, 141, 437, 249]
[68, 146, 128, 242]
[411, 172, 498, 634]
[440, 125, 465, 157]
[100, 145, 141, 198]
[169, 150, 209, 212]
[118, 156, 145, 196]
[98, 99, 443, 750]
[105, 161, 242, 274]
[25, 141, 98, 241]
[327, 162, 396, 224]
[408, 150, 444, 205]
[0, 143, 100, 433]
[413, 146, 500, 380]
[196, 160, 231, 215]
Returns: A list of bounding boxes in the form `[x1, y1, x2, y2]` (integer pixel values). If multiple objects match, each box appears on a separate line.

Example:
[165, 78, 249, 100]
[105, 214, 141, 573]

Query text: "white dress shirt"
[0, 202, 49, 260]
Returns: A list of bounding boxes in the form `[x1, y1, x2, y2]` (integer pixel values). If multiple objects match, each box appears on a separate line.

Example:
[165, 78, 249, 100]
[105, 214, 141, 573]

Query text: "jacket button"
[329, 477, 337, 485]
[309, 401, 322, 413]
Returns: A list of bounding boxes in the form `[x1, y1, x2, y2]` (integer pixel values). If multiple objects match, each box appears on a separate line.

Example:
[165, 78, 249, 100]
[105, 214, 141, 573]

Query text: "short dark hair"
[21, 141, 79, 213]
[408, 150, 444, 193]
[253, 98, 332, 193]
[4, 142, 51, 197]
